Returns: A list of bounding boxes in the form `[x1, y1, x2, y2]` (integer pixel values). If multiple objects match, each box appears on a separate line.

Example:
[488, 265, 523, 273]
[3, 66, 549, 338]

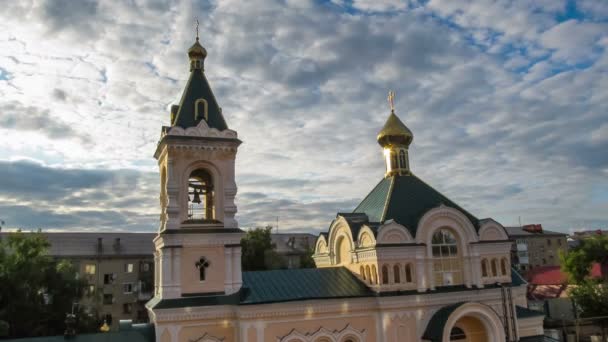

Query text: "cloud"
[0, 0, 606, 234]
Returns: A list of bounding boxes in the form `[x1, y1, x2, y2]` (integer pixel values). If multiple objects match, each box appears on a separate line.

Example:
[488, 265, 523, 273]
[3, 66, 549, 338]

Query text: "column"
[232, 247, 243, 291]
[415, 258, 426, 292]
[224, 248, 233, 293]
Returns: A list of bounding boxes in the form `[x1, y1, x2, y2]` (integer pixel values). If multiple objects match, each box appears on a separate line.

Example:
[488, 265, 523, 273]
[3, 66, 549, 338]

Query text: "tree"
[0, 231, 96, 338]
[561, 235, 608, 338]
[299, 248, 316, 269]
[241, 226, 286, 271]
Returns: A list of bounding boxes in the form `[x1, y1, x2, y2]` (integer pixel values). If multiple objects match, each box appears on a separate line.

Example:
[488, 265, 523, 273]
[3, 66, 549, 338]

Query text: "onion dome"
[377, 110, 413, 148]
[188, 38, 207, 61]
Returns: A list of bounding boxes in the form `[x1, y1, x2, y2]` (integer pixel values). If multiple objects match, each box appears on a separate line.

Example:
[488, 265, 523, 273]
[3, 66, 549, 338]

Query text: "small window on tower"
[195, 98, 208, 121]
[399, 149, 407, 169]
[196, 257, 210, 281]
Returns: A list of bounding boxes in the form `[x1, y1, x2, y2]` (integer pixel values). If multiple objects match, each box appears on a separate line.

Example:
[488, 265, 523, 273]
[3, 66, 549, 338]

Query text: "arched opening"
[491, 259, 498, 277]
[431, 229, 462, 286]
[405, 263, 413, 283]
[481, 259, 488, 277]
[360, 265, 365, 280]
[365, 265, 371, 284]
[399, 149, 407, 169]
[188, 169, 214, 221]
[335, 235, 350, 265]
[393, 264, 401, 283]
[382, 265, 389, 284]
[450, 316, 488, 342]
[500, 258, 508, 275]
[391, 152, 398, 171]
[371, 265, 378, 284]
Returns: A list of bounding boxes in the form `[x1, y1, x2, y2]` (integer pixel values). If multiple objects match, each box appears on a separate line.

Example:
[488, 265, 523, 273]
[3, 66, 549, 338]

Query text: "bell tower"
[151, 33, 243, 300]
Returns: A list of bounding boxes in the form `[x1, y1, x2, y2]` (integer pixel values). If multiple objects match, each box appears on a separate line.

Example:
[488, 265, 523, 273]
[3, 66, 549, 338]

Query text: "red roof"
[527, 266, 568, 285]
[527, 263, 606, 285]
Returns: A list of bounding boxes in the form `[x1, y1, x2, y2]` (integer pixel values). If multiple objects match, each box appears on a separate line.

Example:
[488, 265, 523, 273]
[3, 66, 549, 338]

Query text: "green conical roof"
[353, 174, 480, 236]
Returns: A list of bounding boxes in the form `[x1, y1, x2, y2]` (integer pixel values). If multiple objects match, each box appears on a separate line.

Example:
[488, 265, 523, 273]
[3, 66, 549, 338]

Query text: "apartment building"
[271, 233, 317, 268]
[505, 224, 567, 274]
[40, 232, 156, 330]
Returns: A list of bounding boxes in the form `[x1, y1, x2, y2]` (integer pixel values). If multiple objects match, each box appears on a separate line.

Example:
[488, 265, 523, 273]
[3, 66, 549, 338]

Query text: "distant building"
[505, 224, 567, 274]
[7, 232, 157, 330]
[271, 233, 317, 268]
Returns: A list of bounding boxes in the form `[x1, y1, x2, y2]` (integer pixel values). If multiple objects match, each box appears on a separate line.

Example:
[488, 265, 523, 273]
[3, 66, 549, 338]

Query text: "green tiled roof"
[241, 267, 373, 304]
[516, 305, 545, 318]
[172, 68, 228, 130]
[148, 266, 526, 310]
[422, 302, 467, 341]
[353, 174, 480, 236]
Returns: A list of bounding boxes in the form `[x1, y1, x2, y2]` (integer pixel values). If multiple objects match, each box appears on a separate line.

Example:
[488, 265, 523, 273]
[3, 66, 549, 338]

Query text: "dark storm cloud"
[0, 102, 90, 143]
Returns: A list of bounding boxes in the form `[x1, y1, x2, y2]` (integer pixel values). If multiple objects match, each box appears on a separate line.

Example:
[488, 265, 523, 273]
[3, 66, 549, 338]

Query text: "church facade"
[146, 36, 546, 342]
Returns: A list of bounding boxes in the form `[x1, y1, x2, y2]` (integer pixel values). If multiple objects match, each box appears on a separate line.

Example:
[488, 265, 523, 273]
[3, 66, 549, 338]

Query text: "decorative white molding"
[188, 332, 225, 342]
[357, 225, 377, 248]
[416, 205, 478, 245]
[478, 220, 508, 241]
[277, 324, 366, 342]
[376, 220, 412, 244]
[167, 119, 238, 139]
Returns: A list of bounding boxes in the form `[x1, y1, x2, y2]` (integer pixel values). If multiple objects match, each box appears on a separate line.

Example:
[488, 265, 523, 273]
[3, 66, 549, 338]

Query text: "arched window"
[371, 265, 378, 284]
[431, 229, 462, 286]
[491, 258, 498, 277]
[360, 265, 365, 280]
[382, 265, 389, 284]
[501, 258, 508, 275]
[365, 265, 371, 284]
[481, 259, 488, 277]
[405, 263, 413, 283]
[195, 257, 210, 281]
[335, 236, 350, 265]
[399, 149, 407, 169]
[391, 152, 398, 171]
[393, 264, 401, 283]
[188, 169, 214, 221]
[194, 98, 208, 121]
[450, 327, 466, 340]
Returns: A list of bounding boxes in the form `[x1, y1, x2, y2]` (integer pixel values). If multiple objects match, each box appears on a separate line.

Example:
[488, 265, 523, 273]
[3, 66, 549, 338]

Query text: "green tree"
[299, 248, 316, 269]
[241, 226, 286, 271]
[561, 235, 608, 337]
[0, 231, 95, 338]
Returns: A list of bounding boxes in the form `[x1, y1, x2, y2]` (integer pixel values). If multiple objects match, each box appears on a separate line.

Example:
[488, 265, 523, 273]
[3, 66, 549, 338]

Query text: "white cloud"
[0, 0, 606, 232]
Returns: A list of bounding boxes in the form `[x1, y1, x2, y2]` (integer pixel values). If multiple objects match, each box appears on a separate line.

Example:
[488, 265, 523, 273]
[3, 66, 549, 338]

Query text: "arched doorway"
[422, 302, 505, 342]
[449, 316, 487, 341]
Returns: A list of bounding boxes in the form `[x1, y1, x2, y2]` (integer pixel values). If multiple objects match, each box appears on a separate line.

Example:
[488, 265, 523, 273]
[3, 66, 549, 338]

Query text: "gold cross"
[196, 18, 199, 40]
[388, 90, 395, 111]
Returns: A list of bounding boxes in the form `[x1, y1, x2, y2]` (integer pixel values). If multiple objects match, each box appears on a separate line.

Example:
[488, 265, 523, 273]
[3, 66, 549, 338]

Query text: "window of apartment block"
[104, 273, 116, 284]
[123, 303, 133, 314]
[558, 239, 562, 246]
[103, 314, 112, 325]
[547, 239, 552, 246]
[140, 262, 151, 272]
[125, 263, 134, 273]
[542, 258, 547, 265]
[123, 283, 133, 294]
[103, 294, 113, 305]
[84, 264, 96, 275]
[87, 284, 95, 296]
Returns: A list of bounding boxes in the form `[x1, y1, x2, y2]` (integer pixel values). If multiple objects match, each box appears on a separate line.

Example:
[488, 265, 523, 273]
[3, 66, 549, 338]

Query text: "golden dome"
[377, 110, 413, 147]
[188, 38, 207, 60]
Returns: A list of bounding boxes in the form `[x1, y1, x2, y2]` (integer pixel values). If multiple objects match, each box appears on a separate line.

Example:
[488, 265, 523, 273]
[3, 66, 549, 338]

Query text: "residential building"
[145, 36, 546, 342]
[11, 232, 156, 330]
[505, 225, 567, 274]
[271, 233, 317, 269]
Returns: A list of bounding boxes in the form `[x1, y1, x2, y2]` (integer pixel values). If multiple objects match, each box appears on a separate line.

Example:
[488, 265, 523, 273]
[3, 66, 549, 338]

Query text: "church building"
[145, 35, 547, 342]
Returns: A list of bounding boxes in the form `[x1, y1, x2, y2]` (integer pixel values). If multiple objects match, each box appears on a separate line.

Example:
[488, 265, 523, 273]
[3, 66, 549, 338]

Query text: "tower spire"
[188, 19, 207, 71]
[377, 91, 413, 177]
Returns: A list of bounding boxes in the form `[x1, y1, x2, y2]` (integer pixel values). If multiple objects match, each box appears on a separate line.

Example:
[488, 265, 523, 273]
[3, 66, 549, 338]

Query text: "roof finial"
[195, 18, 200, 41]
[388, 90, 395, 112]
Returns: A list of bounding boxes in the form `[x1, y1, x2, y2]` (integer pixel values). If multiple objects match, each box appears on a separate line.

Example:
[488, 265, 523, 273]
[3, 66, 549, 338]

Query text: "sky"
[0, 0, 607, 234]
